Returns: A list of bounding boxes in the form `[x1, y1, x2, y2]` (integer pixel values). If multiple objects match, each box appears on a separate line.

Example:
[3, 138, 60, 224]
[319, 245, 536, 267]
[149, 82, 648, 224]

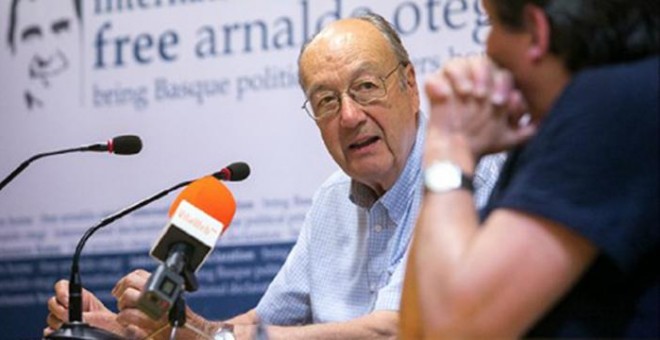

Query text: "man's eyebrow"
[52, 19, 70, 33]
[305, 63, 380, 95]
[21, 26, 42, 41]
[307, 84, 332, 98]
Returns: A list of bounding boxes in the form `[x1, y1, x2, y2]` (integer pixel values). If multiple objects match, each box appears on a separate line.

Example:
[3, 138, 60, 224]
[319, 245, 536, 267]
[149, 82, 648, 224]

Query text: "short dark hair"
[490, 0, 659, 72]
[7, 0, 82, 53]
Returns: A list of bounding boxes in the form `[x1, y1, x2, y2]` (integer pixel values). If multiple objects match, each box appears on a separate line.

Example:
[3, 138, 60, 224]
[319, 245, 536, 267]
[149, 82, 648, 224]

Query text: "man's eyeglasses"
[302, 62, 405, 121]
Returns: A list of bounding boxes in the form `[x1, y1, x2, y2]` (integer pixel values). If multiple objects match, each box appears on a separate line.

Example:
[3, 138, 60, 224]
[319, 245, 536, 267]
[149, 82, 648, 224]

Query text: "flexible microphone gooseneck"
[46, 162, 250, 340]
[0, 135, 143, 192]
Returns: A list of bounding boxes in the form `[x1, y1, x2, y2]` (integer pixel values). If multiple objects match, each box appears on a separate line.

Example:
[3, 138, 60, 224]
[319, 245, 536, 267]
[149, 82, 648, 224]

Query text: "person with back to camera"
[400, 0, 658, 338]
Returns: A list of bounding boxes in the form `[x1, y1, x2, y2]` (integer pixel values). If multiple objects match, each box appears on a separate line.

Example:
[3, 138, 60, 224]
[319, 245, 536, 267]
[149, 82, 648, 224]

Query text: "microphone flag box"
[150, 199, 224, 272]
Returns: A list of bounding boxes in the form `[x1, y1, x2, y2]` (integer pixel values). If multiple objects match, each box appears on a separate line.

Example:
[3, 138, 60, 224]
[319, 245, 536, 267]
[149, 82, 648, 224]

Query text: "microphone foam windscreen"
[227, 162, 250, 181]
[112, 135, 143, 155]
[168, 176, 236, 231]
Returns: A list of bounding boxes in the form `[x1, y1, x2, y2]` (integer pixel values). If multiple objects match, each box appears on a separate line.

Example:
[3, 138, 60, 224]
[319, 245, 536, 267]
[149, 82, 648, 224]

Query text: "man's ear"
[404, 62, 418, 89]
[403, 62, 421, 111]
[523, 4, 551, 62]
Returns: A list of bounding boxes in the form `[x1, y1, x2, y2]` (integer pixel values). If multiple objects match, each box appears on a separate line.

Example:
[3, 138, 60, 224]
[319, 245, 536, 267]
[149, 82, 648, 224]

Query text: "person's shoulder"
[303, 169, 353, 218]
[558, 56, 659, 113]
[318, 169, 351, 187]
[312, 169, 351, 198]
[574, 56, 659, 91]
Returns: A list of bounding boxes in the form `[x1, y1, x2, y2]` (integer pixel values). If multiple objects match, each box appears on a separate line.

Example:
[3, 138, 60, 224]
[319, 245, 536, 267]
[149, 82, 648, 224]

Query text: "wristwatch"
[423, 160, 474, 193]
[215, 324, 236, 340]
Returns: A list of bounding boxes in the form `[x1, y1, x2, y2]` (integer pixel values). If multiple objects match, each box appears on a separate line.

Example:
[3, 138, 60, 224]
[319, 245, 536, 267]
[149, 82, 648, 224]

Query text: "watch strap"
[458, 172, 475, 192]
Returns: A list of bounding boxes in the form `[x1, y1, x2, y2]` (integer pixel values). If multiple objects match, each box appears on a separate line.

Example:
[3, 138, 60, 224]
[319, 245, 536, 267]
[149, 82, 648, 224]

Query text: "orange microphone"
[139, 176, 237, 320]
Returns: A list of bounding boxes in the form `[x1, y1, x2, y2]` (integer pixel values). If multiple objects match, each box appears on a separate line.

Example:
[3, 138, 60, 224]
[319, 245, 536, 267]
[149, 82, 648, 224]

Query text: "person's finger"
[425, 72, 454, 103]
[53, 280, 70, 308]
[131, 269, 151, 279]
[508, 90, 526, 114]
[112, 276, 127, 298]
[124, 324, 150, 340]
[116, 286, 142, 311]
[116, 307, 165, 334]
[46, 312, 64, 330]
[514, 123, 538, 145]
[43, 326, 55, 338]
[506, 90, 528, 126]
[47, 295, 68, 320]
[503, 115, 538, 148]
[112, 270, 150, 298]
[468, 56, 494, 99]
[519, 121, 538, 139]
[491, 68, 514, 106]
[443, 58, 474, 96]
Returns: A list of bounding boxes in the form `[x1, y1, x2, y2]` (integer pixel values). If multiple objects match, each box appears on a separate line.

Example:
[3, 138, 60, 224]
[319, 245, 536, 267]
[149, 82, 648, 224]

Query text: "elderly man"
[402, 0, 658, 338]
[46, 13, 501, 339]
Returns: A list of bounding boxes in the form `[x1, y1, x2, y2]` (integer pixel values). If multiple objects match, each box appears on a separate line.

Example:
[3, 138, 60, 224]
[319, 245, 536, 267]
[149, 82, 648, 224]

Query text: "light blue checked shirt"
[255, 115, 504, 325]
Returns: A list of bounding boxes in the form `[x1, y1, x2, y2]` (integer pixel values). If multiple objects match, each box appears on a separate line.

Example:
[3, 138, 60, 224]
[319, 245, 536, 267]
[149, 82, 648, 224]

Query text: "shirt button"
[370, 284, 377, 292]
[374, 224, 383, 232]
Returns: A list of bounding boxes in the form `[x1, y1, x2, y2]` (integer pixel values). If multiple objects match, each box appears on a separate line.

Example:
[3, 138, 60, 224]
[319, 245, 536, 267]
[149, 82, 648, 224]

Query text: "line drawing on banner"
[6, 0, 83, 110]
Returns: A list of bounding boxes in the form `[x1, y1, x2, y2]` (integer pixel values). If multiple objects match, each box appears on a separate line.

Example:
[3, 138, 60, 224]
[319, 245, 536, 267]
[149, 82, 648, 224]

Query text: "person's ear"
[401, 62, 416, 89]
[403, 62, 421, 110]
[523, 4, 551, 62]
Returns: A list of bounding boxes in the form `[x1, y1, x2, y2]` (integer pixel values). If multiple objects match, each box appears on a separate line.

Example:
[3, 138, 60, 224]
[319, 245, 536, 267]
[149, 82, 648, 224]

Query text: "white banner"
[0, 0, 488, 336]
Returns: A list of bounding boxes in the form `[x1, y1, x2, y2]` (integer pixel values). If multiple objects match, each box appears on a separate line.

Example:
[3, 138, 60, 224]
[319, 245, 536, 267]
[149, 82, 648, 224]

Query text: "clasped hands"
[424, 56, 536, 165]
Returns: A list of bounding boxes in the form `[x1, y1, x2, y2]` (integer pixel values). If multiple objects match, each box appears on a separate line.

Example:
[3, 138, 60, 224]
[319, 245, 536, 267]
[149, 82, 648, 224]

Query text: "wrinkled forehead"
[299, 19, 395, 90]
[16, 0, 77, 27]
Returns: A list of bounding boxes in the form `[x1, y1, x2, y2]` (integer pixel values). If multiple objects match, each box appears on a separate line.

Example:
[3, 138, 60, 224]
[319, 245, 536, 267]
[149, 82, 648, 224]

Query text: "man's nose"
[34, 55, 50, 68]
[338, 94, 366, 128]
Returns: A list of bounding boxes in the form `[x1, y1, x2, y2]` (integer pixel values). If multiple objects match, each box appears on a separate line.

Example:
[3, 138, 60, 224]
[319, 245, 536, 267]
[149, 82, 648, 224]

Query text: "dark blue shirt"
[482, 56, 659, 337]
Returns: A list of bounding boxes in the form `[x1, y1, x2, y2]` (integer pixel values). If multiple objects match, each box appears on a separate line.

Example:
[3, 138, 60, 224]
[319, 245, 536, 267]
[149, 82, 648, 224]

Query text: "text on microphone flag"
[171, 200, 224, 248]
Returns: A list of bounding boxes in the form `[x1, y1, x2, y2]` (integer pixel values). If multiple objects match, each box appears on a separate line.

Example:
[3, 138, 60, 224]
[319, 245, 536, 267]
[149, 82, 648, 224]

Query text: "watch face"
[424, 161, 462, 192]
[217, 328, 236, 340]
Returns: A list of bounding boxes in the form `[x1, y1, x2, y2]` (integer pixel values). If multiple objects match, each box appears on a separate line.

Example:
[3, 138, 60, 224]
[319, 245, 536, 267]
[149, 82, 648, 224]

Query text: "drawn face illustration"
[9, 0, 80, 109]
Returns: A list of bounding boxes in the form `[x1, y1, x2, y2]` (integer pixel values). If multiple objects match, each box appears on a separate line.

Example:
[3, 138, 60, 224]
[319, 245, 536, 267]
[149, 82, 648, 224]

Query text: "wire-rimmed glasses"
[302, 62, 405, 121]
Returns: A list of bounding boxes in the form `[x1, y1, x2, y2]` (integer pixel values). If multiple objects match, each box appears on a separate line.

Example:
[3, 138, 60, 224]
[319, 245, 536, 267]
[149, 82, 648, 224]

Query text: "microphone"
[45, 162, 250, 340]
[214, 161, 250, 181]
[155, 176, 236, 273]
[82, 135, 143, 155]
[137, 176, 237, 320]
[0, 135, 143, 192]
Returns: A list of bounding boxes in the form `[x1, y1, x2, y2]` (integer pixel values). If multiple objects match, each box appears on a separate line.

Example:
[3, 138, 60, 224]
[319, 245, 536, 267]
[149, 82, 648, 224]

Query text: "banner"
[0, 0, 488, 337]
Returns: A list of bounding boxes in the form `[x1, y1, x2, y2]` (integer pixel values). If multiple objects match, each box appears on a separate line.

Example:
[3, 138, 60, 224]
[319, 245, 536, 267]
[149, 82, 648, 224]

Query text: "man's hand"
[43, 279, 135, 338]
[45, 269, 228, 340]
[111, 269, 168, 338]
[113, 269, 222, 340]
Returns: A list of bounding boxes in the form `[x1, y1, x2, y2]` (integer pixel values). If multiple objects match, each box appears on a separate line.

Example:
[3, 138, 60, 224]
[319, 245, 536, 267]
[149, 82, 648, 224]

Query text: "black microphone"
[0, 135, 143, 192]
[45, 162, 250, 340]
[82, 135, 143, 155]
[213, 161, 251, 181]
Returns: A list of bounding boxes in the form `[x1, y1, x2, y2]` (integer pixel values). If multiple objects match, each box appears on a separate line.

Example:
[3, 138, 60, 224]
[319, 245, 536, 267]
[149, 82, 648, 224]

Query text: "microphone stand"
[46, 179, 193, 340]
[1, 135, 142, 192]
[0, 147, 91, 192]
[144, 246, 212, 340]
